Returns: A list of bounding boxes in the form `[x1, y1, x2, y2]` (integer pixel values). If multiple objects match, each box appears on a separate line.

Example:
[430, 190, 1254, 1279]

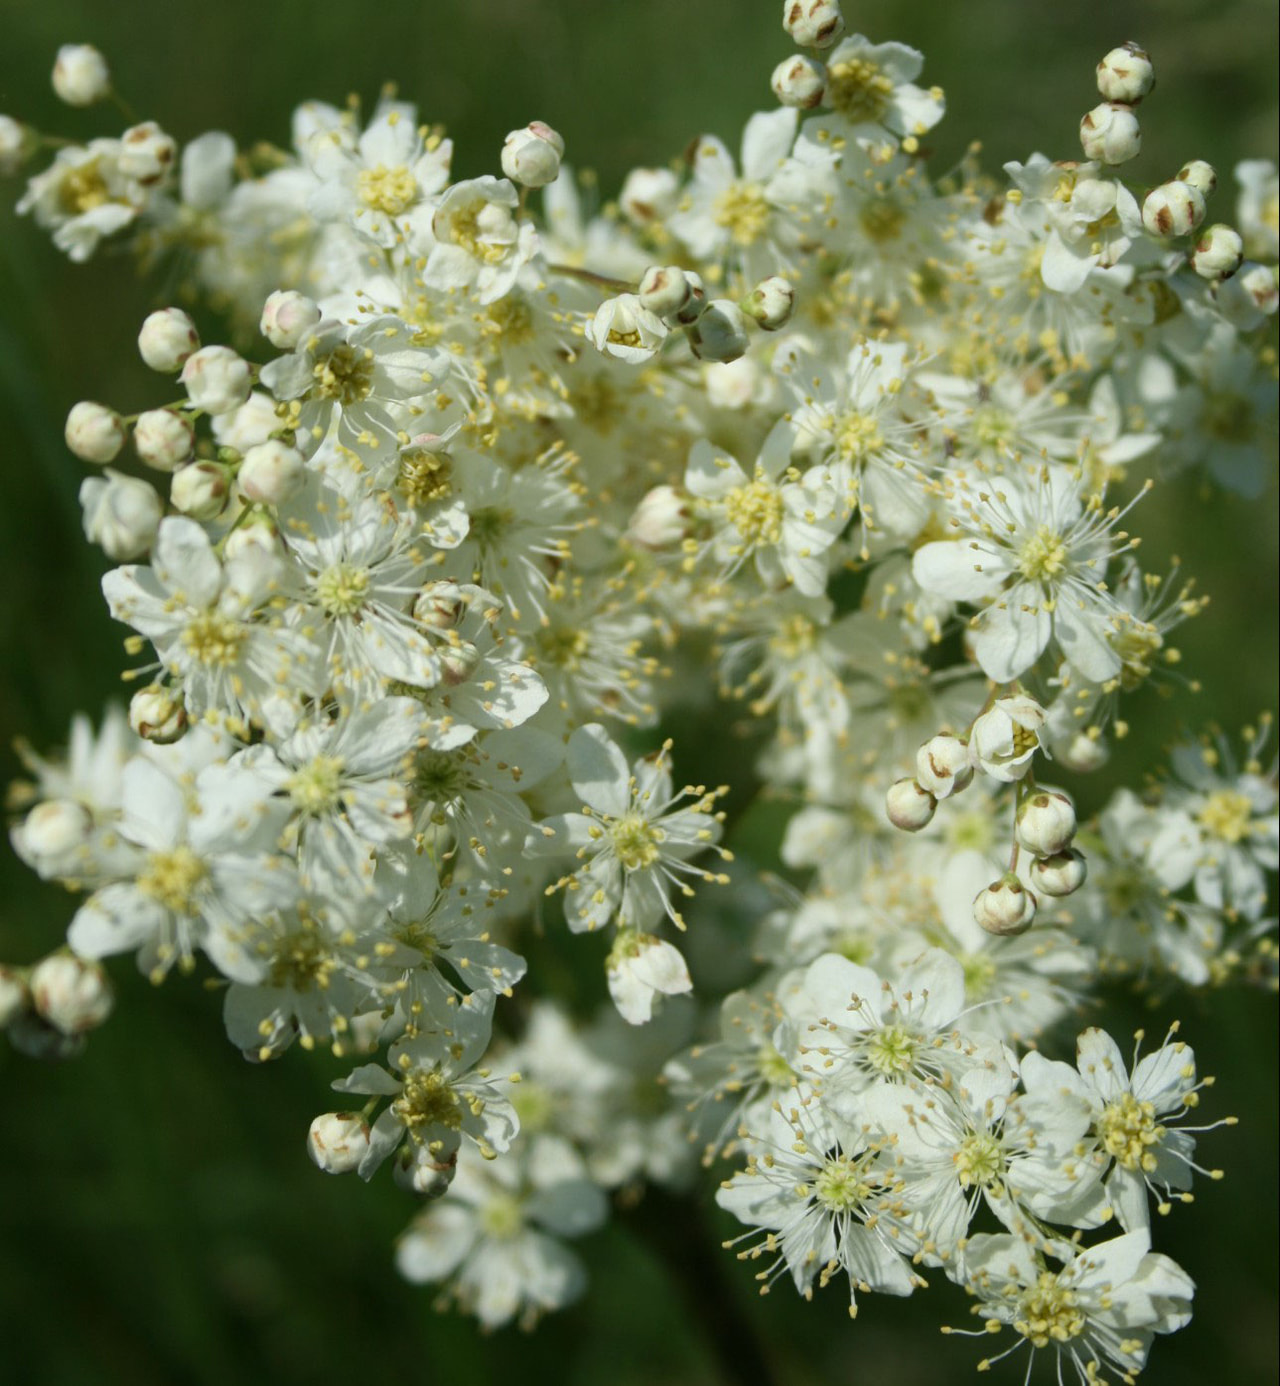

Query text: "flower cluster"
[2, 9, 1277, 1376]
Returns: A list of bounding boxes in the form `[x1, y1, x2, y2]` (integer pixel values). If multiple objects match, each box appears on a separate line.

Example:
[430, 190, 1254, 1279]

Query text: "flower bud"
[639, 265, 694, 320]
[1142, 180, 1206, 237]
[170, 461, 231, 521]
[627, 485, 691, 549]
[500, 121, 565, 188]
[6, 1012, 83, 1061]
[119, 121, 176, 187]
[1029, 847, 1088, 898]
[414, 582, 466, 631]
[741, 276, 796, 331]
[973, 874, 1037, 936]
[239, 439, 306, 505]
[181, 345, 253, 415]
[915, 735, 973, 799]
[589, 294, 668, 364]
[1015, 788, 1077, 856]
[52, 44, 110, 107]
[0, 115, 28, 176]
[1215, 261, 1279, 328]
[134, 408, 195, 472]
[1190, 223, 1244, 280]
[687, 299, 751, 363]
[260, 290, 321, 350]
[129, 684, 188, 744]
[1079, 103, 1141, 165]
[885, 778, 937, 832]
[15, 799, 93, 873]
[674, 270, 708, 325]
[438, 641, 481, 686]
[29, 953, 113, 1035]
[1096, 43, 1154, 104]
[783, 0, 844, 50]
[307, 1112, 372, 1174]
[392, 1142, 457, 1198]
[79, 470, 162, 560]
[222, 516, 281, 562]
[771, 55, 827, 108]
[0, 966, 29, 1029]
[138, 307, 200, 372]
[65, 401, 126, 464]
[619, 167, 680, 225]
[1177, 159, 1217, 197]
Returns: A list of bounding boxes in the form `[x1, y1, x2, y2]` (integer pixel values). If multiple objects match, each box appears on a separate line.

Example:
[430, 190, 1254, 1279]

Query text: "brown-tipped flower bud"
[1096, 43, 1155, 105]
[1079, 103, 1141, 165]
[915, 734, 973, 800]
[1190, 223, 1244, 280]
[783, 0, 844, 50]
[1143, 180, 1206, 238]
[885, 778, 937, 832]
[1015, 788, 1077, 856]
[973, 874, 1037, 936]
[1029, 848, 1088, 898]
[771, 55, 827, 109]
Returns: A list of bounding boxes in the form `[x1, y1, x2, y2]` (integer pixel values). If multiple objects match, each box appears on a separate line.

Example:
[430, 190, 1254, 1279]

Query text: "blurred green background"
[0, 2, 1276, 1383]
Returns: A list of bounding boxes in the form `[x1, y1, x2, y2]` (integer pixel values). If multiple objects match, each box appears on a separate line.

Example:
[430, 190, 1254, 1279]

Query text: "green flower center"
[864, 1023, 920, 1077]
[1015, 1272, 1086, 1347]
[394, 1066, 465, 1132]
[836, 410, 884, 464]
[313, 344, 374, 404]
[611, 813, 662, 871]
[954, 1131, 1003, 1188]
[714, 182, 771, 247]
[1197, 789, 1252, 844]
[826, 58, 894, 124]
[357, 163, 418, 216]
[138, 846, 207, 913]
[1018, 524, 1068, 581]
[812, 1153, 876, 1212]
[182, 611, 246, 667]
[287, 754, 346, 815]
[724, 477, 784, 547]
[1097, 1092, 1163, 1172]
[316, 562, 372, 617]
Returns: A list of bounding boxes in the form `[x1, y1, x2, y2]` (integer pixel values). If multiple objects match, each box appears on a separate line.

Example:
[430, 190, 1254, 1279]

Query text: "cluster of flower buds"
[0, 950, 113, 1059]
[771, 0, 845, 112]
[1079, 42, 1153, 165]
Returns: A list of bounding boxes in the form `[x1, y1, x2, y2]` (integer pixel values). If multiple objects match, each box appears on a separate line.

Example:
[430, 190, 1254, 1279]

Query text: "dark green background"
[0, 3, 1276, 1383]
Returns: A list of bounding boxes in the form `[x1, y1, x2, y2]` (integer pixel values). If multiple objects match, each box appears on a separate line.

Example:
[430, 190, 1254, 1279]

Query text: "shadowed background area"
[0, 2, 1276, 1383]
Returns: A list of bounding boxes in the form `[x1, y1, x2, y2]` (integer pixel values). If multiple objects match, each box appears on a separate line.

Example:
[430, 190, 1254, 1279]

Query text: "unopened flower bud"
[16, 799, 93, 871]
[170, 461, 231, 521]
[687, 299, 751, 363]
[1096, 43, 1154, 104]
[783, 0, 845, 50]
[628, 485, 691, 549]
[771, 55, 827, 108]
[619, 167, 680, 225]
[501, 121, 565, 188]
[1015, 788, 1077, 856]
[741, 276, 796, 331]
[138, 307, 200, 372]
[414, 583, 466, 630]
[1177, 159, 1217, 197]
[639, 265, 694, 320]
[393, 1142, 457, 1198]
[1215, 261, 1279, 328]
[134, 408, 195, 472]
[1190, 223, 1244, 280]
[65, 401, 125, 464]
[181, 345, 253, 415]
[0, 966, 28, 1028]
[222, 516, 281, 562]
[1079, 103, 1141, 165]
[119, 121, 176, 186]
[239, 439, 305, 505]
[915, 735, 973, 799]
[885, 778, 937, 831]
[79, 470, 162, 560]
[52, 44, 110, 107]
[129, 684, 188, 744]
[260, 289, 321, 350]
[438, 641, 481, 686]
[1029, 847, 1088, 897]
[307, 1112, 372, 1174]
[1142, 180, 1206, 237]
[30, 953, 113, 1035]
[973, 873, 1037, 936]
[674, 270, 708, 325]
[0, 115, 28, 176]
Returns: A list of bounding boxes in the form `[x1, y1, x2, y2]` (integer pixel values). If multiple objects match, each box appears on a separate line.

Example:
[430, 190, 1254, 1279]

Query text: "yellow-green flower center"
[954, 1131, 1004, 1188]
[1197, 789, 1253, 844]
[394, 1066, 464, 1132]
[1018, 525, 1068, 581]
[812, 1153, 876, 1212]
[1098, 1092, 1163, 1172]
[268, 929, 336, 992]
[611, 812, 662, 870]
[479, 1192, 524, 1239]
[859, 199, 906, 243]
[287, 754, 346, 815]
[316, 562, 372, 617]
[827, 58, 894, 124]
[182, 611, 246, 667]
[313, 344, 375, 404]
[1015, 1272, 1086, 1347]
[398, 448, 453, 506]
[836, 410, 885, 464]
[138, 845, 207, 913]
[865, 1022, 920, 1077]
[714, 182, 771, 247]
[357, 163, 418, 216]
[724, 477, 785, 547]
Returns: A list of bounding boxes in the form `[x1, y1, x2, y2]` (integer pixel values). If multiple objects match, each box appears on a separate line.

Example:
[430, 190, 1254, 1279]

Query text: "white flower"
[606, 929, 692, 1025]
[423, 176, 538, 304]
[587, 293, 668, 364]
[529, 724, 727, 933]
[968, 696, 1047, 782]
